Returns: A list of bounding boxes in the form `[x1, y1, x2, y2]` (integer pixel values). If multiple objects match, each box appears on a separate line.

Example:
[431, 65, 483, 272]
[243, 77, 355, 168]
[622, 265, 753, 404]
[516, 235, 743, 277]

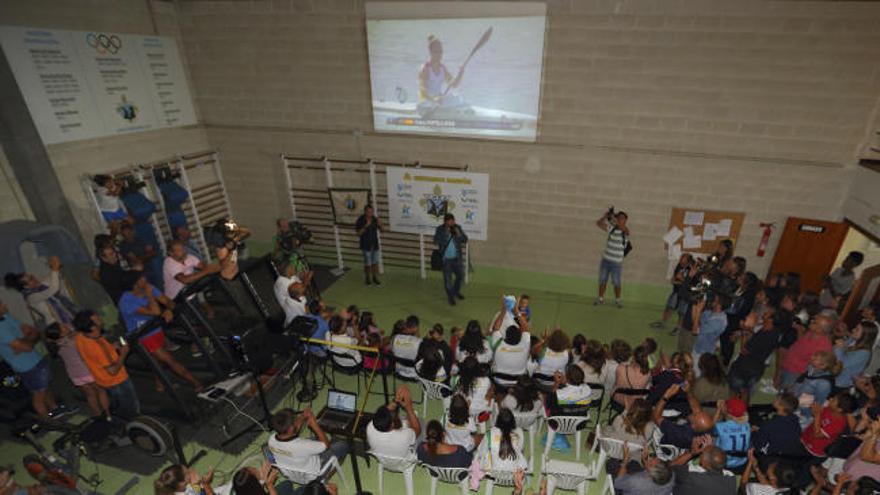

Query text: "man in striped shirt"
[594, 209, 630, 308]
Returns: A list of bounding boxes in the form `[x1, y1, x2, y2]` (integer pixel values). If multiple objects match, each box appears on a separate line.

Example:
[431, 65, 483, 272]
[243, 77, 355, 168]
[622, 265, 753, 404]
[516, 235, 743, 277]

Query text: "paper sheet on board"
[663, 226, 683, 245]
[702, 223, 718, 241]
[683, 211, 704, 226]
[716, 219, 732, 237]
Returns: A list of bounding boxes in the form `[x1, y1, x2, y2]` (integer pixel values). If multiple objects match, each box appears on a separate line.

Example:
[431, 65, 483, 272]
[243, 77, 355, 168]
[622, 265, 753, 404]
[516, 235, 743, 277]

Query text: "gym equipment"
[16, 414, 182, 494]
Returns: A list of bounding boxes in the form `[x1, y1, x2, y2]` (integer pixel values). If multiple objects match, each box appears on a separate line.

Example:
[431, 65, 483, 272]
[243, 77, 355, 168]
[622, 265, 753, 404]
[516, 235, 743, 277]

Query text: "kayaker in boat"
[418, 35, 463, 106]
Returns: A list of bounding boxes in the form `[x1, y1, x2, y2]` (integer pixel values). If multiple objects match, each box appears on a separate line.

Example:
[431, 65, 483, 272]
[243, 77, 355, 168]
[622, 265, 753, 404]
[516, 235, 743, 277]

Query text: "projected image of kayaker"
[418, 35, 462, 108]
[415, 29, 492, 116]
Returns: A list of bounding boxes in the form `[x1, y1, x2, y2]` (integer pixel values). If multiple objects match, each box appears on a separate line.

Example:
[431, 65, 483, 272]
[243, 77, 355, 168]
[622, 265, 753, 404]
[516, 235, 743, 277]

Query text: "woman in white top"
[456, 320, 493, 365]
[391, 320, 422, 379]
[482, 407, 527, 471]
[416, 346, 447, 383]
[577, 339, 616, 401]
[492, 326, 532, 387]
[534, 329, 572, 383]
[6, 256, 78, 327]
[453, 356, 494, 417]
[443, 394, 482, 452]
[328, 315, 361, 366]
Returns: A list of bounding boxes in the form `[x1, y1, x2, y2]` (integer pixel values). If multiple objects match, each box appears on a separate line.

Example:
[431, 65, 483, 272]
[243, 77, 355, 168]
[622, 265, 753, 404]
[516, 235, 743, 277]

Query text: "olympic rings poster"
[0, 26, 197, 144]
[386, 166, 489, 241]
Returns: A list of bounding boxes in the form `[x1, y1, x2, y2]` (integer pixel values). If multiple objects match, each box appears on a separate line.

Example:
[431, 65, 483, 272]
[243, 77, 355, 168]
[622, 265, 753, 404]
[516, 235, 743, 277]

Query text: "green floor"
[1, 265, 695, 494]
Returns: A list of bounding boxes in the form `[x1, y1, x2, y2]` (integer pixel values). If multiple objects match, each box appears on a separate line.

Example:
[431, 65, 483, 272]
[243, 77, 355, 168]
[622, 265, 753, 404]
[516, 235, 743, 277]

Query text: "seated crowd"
[4, 216, 880, 495]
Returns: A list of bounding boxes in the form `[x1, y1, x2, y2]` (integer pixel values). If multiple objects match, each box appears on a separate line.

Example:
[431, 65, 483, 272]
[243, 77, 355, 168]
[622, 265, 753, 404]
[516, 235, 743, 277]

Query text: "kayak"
[373, 100, 538, 139]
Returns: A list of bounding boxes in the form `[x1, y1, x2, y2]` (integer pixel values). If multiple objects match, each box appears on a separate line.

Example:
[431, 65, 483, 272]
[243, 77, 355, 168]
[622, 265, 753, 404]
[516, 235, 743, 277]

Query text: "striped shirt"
[603, 225, 626, 263]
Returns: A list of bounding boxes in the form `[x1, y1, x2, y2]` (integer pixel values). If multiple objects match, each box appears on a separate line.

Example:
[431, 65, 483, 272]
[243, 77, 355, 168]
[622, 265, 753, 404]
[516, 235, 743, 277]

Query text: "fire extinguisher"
[757, 223, 774, 257]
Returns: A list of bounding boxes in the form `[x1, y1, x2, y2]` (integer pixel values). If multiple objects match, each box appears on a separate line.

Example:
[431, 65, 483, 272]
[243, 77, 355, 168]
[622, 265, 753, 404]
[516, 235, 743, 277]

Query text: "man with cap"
[713, 397, 751, 471]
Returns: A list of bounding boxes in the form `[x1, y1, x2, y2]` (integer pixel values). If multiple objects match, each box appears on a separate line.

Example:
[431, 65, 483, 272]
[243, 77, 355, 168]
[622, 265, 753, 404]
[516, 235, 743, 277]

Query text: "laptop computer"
[318, 389, 357, 432]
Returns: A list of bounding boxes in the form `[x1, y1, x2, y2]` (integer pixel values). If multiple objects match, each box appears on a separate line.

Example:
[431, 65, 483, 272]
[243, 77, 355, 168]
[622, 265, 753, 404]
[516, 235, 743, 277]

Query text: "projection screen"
[366, 2, 546, 142]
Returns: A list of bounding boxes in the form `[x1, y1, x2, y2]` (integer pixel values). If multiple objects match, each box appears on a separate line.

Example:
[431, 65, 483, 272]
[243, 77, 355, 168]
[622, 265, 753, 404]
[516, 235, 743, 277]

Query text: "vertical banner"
[328, 188, 371, 226]
[386, 166, 489, 240]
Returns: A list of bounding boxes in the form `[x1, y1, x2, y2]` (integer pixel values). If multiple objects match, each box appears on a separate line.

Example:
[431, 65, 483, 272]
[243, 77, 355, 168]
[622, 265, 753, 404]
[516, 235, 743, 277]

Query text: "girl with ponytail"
[482, 407, 527, 471]
[416, 419, 473, 467]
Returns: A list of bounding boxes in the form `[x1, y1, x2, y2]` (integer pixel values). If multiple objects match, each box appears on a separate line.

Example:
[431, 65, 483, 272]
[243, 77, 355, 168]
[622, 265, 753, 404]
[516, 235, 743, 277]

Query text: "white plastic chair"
[650, 427, 685, 461]
[484, 467, 527, 495]
[417, 375, 451, 418]
[588, 424, 645, 462]
[543, 414, 591, 465]
[369, 450, 418, 495]
[422, 464, 469, 495]
[511, 406, 546, 473]
[273, 455, 347, 491]
[542, 458, 594, 495]
[600, 473, 614, 495]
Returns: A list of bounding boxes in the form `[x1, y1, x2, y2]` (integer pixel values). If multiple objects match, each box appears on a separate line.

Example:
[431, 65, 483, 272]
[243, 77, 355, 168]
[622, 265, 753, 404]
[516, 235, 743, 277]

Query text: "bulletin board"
[664, 208, 745, 256]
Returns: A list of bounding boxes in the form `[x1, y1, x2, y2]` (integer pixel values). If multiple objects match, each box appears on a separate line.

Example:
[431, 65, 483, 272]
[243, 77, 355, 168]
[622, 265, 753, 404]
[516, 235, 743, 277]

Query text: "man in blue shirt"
[433, 214, 468, 306]
[692, 295, 729, 375]
[0, 299, 71, 419]
[751, 393, 802, 461]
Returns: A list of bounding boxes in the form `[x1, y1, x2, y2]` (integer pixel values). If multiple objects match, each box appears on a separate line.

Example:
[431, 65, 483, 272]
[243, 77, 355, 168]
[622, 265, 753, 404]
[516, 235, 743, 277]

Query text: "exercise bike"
[16, 414, 175, 494]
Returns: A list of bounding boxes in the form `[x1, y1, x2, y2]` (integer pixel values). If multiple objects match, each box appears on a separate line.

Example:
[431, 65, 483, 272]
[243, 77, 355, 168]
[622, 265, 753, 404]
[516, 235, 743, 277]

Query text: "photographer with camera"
[206, 218, 250, 281]
[594, 207, 630, 308]
[433, 214, 468, 306]
[355, 205, 383, 286]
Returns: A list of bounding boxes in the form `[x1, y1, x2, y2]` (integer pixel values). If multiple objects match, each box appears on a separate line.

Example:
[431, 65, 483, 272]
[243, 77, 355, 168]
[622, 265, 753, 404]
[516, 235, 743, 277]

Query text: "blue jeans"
[362, 249, 380, 266]
[20, 357, 51, 393]
[442, 257, 464, 298]
[598, 258, 622, 288]
[106, 378, 140, 419]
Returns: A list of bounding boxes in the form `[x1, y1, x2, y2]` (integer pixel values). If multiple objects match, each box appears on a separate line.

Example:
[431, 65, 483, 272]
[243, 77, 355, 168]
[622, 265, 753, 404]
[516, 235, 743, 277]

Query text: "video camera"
[205, 217, 247, 249]
[687, 254, 733, 302]
[277, 220, 313, 254]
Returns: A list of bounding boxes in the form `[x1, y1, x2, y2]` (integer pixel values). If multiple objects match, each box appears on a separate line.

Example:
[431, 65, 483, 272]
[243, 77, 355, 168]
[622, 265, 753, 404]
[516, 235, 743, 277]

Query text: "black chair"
[327, 347, 363, 394]
[584, 382, 605, 429]
[390, 355, 423, 405]
[605, 388, 649, 425]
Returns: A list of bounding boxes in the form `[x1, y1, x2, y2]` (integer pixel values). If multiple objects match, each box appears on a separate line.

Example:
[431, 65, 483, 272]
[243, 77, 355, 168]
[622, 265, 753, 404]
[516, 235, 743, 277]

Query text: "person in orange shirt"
[73, 310, 140, 419]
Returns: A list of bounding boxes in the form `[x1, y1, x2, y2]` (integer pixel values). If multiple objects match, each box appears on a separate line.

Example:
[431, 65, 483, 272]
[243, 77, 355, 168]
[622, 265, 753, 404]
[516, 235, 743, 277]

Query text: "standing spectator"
[118, 275, 202, 391]
[97, 244, 142, 304]
[267, 407, 348, 477]
[780, 313, 834, 389]
[728, 307, 785, 401]
[820, 251, 864, 311]
[594, 208, 630, 308]
[5, 255, 79, 327]
[691, 295, 730, 373]
[650, 253, 693, 331]
[118, 223, 162, 289]
[720, 272, 760, 366]
[73, 310, 140, 419]
[433, 213, 468, 306]
[45, 322, 110, 419]
[355, 204, 383, 286]
[0, 299, 69, 419]
[834, 321, 877, 392]
[367, 386, 422, 460]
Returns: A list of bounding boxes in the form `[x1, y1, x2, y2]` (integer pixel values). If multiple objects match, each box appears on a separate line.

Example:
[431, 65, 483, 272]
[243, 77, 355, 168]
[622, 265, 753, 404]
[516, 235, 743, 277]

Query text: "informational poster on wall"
[386, 166, 489, 240]
[0, 26, 197, 144]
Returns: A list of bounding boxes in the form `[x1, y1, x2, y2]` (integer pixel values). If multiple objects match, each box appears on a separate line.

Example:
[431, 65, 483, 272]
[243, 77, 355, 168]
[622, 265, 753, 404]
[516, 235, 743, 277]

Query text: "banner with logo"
[0, 26, 197, 144]
[386, 167, 489, 240]
[328, 188, 371, 226]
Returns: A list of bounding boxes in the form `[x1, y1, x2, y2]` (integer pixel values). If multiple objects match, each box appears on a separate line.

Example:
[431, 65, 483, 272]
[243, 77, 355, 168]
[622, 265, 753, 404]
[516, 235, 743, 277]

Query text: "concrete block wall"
[176, 0, 880, 285]
[0, 0, 209, 246]
[0, 145, 34, 222]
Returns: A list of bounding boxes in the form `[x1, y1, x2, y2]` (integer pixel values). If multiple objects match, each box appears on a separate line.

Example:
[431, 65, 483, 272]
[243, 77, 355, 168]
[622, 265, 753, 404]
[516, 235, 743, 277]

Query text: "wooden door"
[767, 217, 850, 294]
[842, 264, 880, 327]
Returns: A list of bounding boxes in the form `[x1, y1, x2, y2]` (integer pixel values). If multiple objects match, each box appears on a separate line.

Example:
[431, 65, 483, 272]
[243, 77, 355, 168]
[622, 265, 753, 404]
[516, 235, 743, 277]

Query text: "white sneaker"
[593, 297, 605, 306]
